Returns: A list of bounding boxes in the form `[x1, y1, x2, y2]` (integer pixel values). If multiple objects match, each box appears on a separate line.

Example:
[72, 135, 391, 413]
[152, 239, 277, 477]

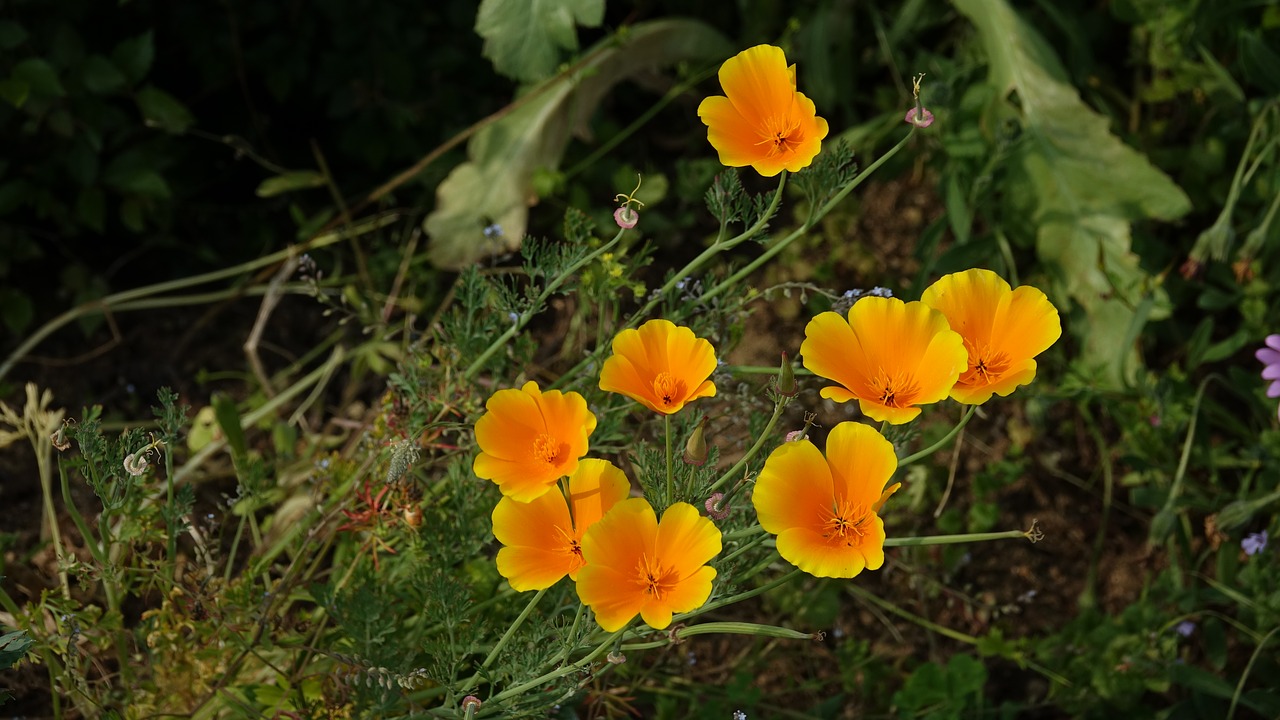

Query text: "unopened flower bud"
[775, 351, 798, 397]
[683, 418, 708, 466]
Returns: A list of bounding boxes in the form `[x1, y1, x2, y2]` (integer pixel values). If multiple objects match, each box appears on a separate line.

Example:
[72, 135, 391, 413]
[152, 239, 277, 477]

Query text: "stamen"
[636, 554, 677, 599]
[532, 433, 565, 465]
[651, 372, 686, 407]
[820, 499, 872, 547]
[870, 367, 921, 408]
[961, 341, 1011, 386]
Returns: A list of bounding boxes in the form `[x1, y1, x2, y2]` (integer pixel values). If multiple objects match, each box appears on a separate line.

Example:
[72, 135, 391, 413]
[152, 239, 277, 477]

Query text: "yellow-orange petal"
[495, 545, 572, 592]
[823, 421, 898, 509]
[753, 439, 835, 536]
[640, 565, 716, 630]
[716, 45, 796, 130]
[698, 95, 770, 169]
[801, 300, 966, 425]
[566, 459, 632, 538]
[575, 565, 643, 632]
[654, 502, 722, 576]
[774, 520, 885, 578]
[598, 320, 718, 415]
[473, 381, 596, 502]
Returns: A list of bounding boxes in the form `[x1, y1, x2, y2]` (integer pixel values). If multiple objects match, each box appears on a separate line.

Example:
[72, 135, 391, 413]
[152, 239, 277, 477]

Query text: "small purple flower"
[1242, 530, 1269, 556]
[1258, 336, 1280, 421]
[1175, 620, 1196, 638]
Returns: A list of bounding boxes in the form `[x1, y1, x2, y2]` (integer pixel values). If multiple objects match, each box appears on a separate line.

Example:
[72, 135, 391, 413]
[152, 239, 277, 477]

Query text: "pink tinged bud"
[705, 493, 730, 520]
[461, 696, 482, 712]
[905, 106, 934, 128]
[785, 430, 805, 442]
[614, 206, 639, 229]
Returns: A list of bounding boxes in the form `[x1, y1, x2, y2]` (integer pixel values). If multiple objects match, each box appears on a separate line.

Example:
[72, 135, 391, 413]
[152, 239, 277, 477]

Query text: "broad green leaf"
[0, 630, 33, 669]
[475, 0, 605, 83]
[954, 0, 1191, 388]
[256, 170, 326, 198]
[111, 31, 153, 84]
[0, 288, 33, 337]
[136, 85, 193, 134]
[212, 393, 248, 463]
[426, 19, 731, 268]
[12, 57, 64, 98]
[82, 54, 127, 95]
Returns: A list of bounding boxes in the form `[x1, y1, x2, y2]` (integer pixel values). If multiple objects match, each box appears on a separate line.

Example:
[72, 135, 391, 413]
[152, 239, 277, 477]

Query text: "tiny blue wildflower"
[483, 223, 503, 240]
[507, 312, 519, 324]
[733, 712, 747, 720]
[1175, 620, 1195, 638]
[1242, 530, 1268, 556]
[868, 286, 893, 298]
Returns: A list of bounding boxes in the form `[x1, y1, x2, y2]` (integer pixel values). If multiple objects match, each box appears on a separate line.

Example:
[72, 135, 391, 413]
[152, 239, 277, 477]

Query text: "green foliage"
[475, 0, 605, 83]
[954, 0, 1192, 388]
[424, 18, 731, 267]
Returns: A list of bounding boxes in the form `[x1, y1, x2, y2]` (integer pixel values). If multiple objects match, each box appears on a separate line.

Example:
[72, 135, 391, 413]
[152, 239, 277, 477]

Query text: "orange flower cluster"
[473, 320, 723, 631]
[800, 269, 1061, 423]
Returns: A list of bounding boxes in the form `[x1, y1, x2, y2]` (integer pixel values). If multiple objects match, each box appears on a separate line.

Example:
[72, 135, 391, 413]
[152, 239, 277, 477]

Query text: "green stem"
[458, 588, 548, 696]
[0, 213, 396, 383]
[1227, 626, 1280, 720]
[882, 527, 1035, 547]
[674, 567, 803, 622]
[699, 127, 916, 306]
[464, 229, 625, 380]
[707, 398, 788, 494]
[897, 404, 976, 467]
[626, 172, 789, 326]
[485, 625, 629, 706]
[619, 622, 814, 651]
[664, 414, 674, 503]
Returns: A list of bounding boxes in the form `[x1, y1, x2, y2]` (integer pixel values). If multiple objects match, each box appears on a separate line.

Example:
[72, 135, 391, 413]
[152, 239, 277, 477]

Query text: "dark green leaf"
[0, 78, 28, 108]
[135, 85, 193, 134]
[82, 54, 128, 94]
[75, 188, 106, 232]
[12, 58, 65, 98]
[104, 167, 170, 198]
[111, 31, 153, 84]
[0, 288, 34, 337]
[0, 21, 28, 50]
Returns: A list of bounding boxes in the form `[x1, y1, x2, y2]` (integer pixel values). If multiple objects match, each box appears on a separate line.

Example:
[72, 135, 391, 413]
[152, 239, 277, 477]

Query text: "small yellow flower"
[800, 297, 967, 424]
[473, 381, 596, 502]
[599, 320, 717, 415]
[920, 269, 1061, 404]
[697, 45, 829, 177]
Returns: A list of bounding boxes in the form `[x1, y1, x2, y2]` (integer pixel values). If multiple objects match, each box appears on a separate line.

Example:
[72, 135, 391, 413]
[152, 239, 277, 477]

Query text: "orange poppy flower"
[598, 319, 717, 415]
[576, 499, 721, 632]
[472, 381, 597, 502]
[696, 44, 829, 177]
[920, 269, 1061, 404]
[752, 421, 900, 578]
[800, 297, 967, 424]
[492, 459, 631, 591]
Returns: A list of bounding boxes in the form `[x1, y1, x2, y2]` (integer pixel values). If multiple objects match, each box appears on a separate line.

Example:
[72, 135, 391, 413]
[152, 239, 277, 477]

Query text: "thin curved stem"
[898, 404, 976, 467]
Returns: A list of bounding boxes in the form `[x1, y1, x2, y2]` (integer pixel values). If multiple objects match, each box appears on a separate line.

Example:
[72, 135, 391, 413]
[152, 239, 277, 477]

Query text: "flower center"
[756, 114, 804, 158]
[651, 372, 687, 408]
[555, 526, 586, 571]
[531, 433, 566, 466]
[870, 367, 921, 408]
[636, 554, 678, 599]
[821, 499, 872, 547]
[960, 341, 1012, 387]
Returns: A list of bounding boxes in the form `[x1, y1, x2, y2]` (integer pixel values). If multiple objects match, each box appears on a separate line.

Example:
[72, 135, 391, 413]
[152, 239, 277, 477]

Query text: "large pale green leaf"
[425, 19, 731, 268]
[475, 0, 604, 83]
[954, 0, 1191, 387]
